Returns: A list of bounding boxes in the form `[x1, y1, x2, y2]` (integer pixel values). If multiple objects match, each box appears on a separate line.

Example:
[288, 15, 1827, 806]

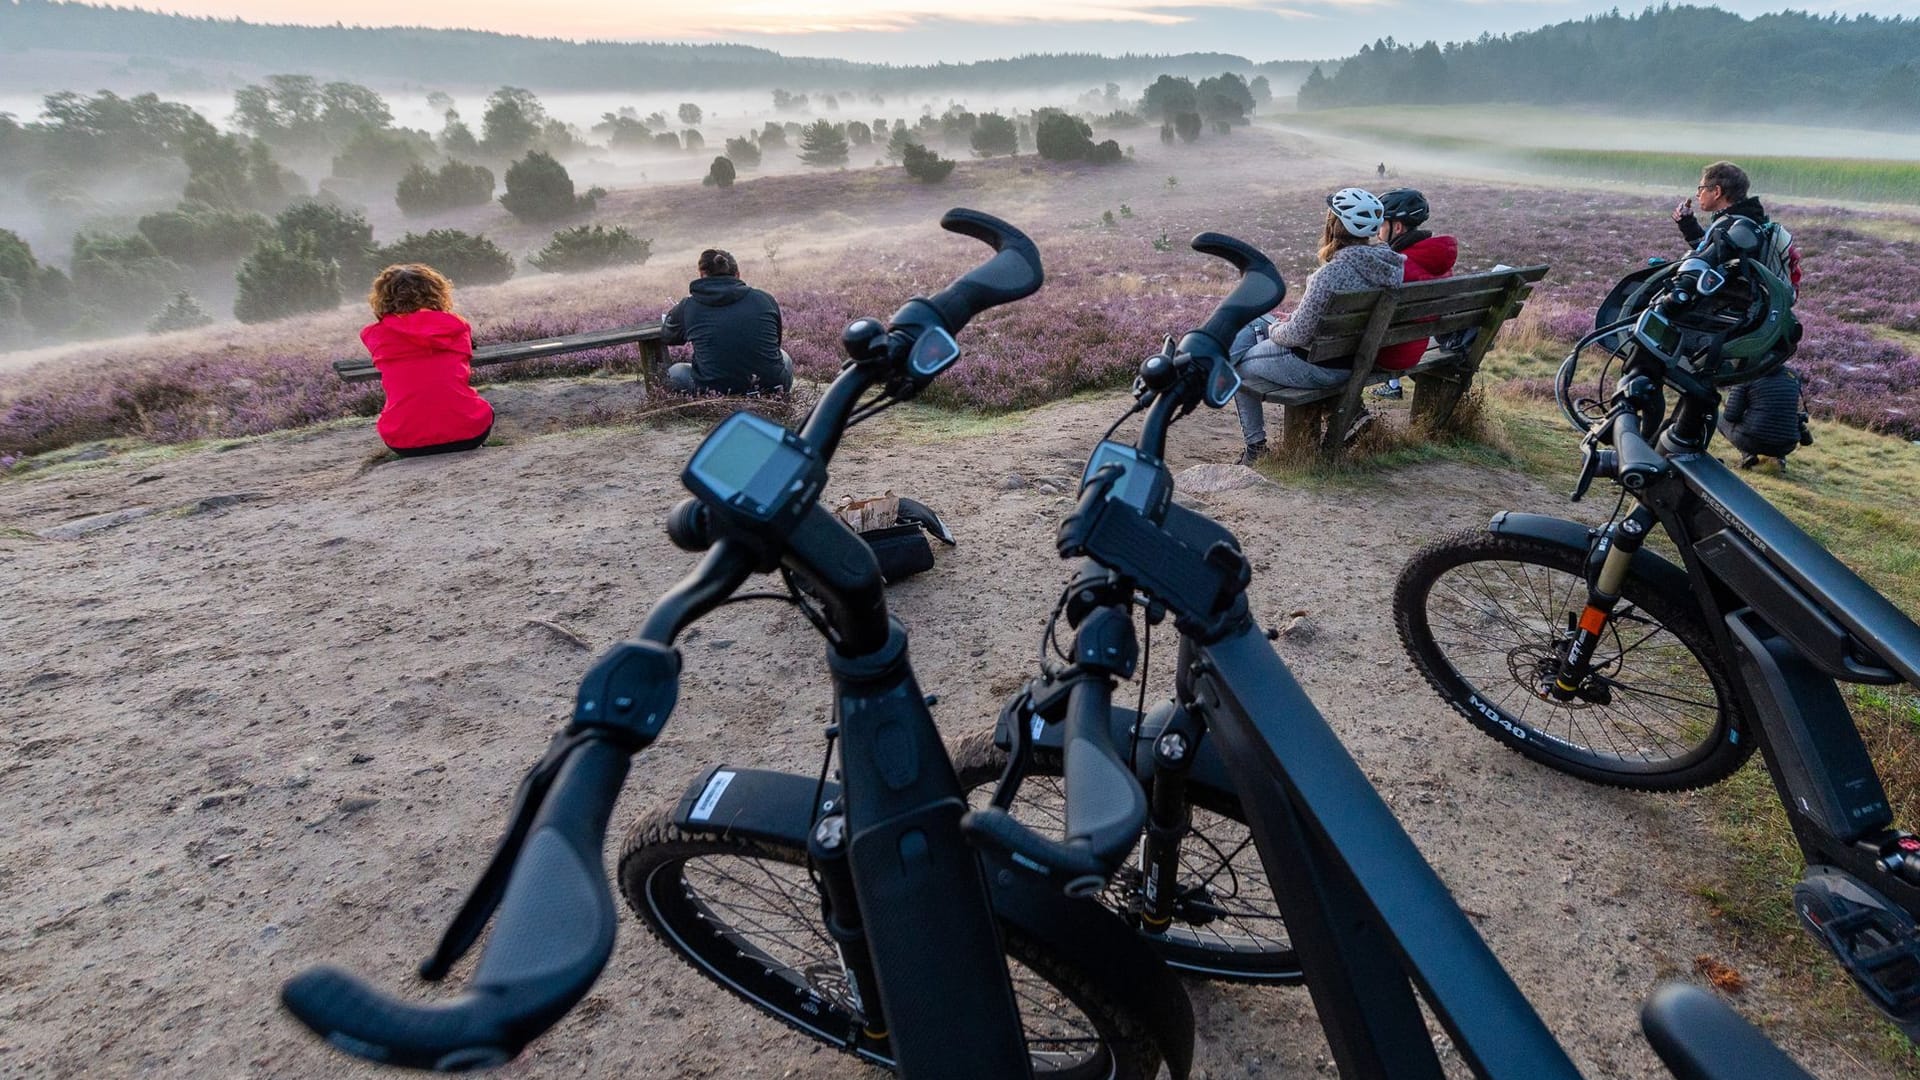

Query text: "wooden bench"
[1255, 265, 1549, 458]
[333, 321, 669, 388]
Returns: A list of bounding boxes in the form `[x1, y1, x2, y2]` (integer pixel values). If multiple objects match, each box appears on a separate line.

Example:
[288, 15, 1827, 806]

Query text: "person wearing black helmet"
[1370, 188, 1458, 401]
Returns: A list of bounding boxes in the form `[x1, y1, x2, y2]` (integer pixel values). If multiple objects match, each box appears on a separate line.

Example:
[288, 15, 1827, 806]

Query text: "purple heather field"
[2, 171, 1917, 463]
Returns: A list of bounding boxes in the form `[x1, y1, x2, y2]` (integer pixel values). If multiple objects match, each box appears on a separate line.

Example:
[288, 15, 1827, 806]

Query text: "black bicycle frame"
[1622, 395, 1920, 911]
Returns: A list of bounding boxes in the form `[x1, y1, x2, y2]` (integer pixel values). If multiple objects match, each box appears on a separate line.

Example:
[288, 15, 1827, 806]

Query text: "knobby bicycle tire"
[1394, 528, 1751, 791]
[950, 730, 1301, 984]
[618, 808, 1161, 1080]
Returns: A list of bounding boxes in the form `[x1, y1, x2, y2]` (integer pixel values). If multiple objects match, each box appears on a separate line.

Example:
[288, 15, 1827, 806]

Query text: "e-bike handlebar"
[916, 208, 1045, 337]
[281, 737, 630, 1071]
[281, 210, 1042, 1072]
[963, 671, 1148, 896]
[1188, 233, 1286, 352]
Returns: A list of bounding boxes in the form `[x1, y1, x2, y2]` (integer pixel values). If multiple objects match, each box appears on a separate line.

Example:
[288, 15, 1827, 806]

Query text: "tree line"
[0, 1, 1317, 92]
[1296, 5, 1920, 125]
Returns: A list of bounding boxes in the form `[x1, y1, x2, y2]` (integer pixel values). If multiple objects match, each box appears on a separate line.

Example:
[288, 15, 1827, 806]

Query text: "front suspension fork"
[1139, 707, 1203, 930]
[1546, 506, 1657, 702]
[809, 807, 891, 1050]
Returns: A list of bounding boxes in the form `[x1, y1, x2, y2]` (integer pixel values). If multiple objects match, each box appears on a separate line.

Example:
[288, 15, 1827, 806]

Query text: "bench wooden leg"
[638, 341, 665, 393]
[1409, 369, 1469, 431]
[1281, 401, 1328, 459]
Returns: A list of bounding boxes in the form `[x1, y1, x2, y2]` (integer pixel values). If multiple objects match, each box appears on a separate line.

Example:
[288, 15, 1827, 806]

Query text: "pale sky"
[128, 1, 1920, 63]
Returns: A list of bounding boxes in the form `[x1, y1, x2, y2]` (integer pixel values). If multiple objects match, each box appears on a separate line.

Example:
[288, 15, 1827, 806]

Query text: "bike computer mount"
[681, 411, 827, 531]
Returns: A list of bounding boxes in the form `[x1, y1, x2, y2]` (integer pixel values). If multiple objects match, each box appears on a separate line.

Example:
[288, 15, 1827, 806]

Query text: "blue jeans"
[1232, 342, 1348, 445]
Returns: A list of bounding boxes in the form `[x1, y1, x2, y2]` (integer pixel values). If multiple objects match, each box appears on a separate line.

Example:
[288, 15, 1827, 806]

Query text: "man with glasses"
[1671, 161, 1801, 289]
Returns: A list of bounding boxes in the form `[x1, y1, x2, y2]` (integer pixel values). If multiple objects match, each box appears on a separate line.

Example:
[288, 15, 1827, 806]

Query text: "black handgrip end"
[917, 209, 1044, 336]
[962, 806, 1111, 897]
[1188, 233, 1286, 352]
[1641, 983, 1815, 1080]
[1190, 233, 1266, 271]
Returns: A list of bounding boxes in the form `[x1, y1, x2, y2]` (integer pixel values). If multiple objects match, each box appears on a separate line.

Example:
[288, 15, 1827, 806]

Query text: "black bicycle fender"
[666, 765, 1196, 1079]
[1487, 511, 1693, 600]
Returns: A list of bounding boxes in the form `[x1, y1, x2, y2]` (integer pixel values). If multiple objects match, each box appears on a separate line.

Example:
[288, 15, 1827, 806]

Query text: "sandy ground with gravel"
[0, 376, 1895, 1079]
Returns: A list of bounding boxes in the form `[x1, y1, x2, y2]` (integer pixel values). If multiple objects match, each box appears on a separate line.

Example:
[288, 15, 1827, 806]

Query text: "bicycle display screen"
[683, 412, 824, 524]
[1081, 440, 1171, 518]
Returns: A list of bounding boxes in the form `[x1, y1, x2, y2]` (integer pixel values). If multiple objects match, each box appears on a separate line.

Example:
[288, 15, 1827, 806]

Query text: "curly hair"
[367, 263, 454, 318]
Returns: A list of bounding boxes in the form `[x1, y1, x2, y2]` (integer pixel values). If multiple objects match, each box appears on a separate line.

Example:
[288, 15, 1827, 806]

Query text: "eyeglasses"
[1696, 184, 1714, 193]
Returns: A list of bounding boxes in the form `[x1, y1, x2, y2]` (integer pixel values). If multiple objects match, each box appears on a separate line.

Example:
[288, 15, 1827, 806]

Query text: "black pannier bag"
[834, 493, 955, 584]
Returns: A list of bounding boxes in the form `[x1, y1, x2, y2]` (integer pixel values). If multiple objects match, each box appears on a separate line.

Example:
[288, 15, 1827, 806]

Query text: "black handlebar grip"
[1190, 232, 1286, 350]
[281, 739, 631, 1071]
[1611, 412, 1670, 492]
[921, 208, 1045, 335]
[962, 677, 1146, 897]
[1640, 983, 1816, 1080]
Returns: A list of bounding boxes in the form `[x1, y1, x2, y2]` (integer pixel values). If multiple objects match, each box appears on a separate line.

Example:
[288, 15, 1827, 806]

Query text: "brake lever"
[1571, 439, 1602, 503]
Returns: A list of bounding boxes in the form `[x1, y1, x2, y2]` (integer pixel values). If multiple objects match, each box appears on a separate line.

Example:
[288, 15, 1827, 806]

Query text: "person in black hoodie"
[1720, 367, 1809, 470]
[1671, 161, 1802, 290]
[662, 249, 793, 395]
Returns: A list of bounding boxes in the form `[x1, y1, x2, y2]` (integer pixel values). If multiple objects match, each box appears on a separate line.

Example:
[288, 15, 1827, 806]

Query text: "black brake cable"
[1038, 579, 1077, 668]
[1131, 597, 1153, 778]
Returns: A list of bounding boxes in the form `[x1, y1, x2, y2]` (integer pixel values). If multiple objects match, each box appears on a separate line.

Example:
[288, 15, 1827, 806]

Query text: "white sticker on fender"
[690, 770, 736, 822]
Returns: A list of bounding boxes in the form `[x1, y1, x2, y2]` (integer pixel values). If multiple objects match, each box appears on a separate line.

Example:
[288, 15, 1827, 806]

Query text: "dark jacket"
[661, 276, 786, 394]
[1719, 367, 1804, 457]
[1676, 195, 1802, 288]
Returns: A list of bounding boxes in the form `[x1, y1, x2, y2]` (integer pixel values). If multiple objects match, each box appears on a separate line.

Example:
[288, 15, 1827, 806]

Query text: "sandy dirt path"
[0, 382, 1890, 1078]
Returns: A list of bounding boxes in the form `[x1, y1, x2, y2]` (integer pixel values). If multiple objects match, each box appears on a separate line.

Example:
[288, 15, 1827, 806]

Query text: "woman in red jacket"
[361, 264, 494, 456]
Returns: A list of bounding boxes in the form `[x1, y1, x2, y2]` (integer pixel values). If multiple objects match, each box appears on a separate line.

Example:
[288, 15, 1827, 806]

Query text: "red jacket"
[361, 310, 494, 450]
[1378, 233, 1459, 371]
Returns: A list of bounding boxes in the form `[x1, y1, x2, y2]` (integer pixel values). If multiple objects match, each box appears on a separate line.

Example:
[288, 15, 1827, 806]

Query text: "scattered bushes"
[704, 156, 737, 188]
[377, 229, 514, 285]
[137, 203, 271, 264]
[148, 290, 214, 334]
[273, 200, 376, 280]
[724, 136, 761, 170]
[1173, 112, 1203, 143]
[234, 236, 341, 323]
[500, 151, 601, 222]
[798, 120, 849, 167]
[530, 225, 652, 274]
[330, 126, 429, 184]
[971, 113, 1018, 157]
[902, 143, 955, 183]
[1033, 111, 1121, 164]
[395, 160, 496, 215]
[70, 232, 183, 322]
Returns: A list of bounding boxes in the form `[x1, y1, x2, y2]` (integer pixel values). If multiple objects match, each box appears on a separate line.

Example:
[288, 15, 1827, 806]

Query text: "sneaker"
[1342, 409, 1376, 447]
[1737, 453, 1760, 470]
[1236, 440, 1269, 466]
[1370, 380, 1403, 400]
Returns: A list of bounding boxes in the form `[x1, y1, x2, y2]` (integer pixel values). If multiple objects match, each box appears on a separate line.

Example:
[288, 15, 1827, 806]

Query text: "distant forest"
[0, 0, 1319, 91]
[1297, 5, 1920, 125]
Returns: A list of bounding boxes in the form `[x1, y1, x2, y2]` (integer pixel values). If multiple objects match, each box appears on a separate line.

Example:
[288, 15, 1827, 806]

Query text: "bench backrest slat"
[1311, 284, 1529, 340]
[1305, 307, 1518, 363]
[1320, 264, 1549, 315]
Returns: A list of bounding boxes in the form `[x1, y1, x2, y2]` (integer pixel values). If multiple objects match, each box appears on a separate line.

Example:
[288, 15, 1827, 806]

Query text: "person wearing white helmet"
[1229, 186, 1403, 463]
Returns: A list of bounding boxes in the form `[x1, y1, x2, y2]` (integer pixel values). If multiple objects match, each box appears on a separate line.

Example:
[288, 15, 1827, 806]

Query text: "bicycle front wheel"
[1394, 527, 1750, 791]
[618, 808, 1161, 1079]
